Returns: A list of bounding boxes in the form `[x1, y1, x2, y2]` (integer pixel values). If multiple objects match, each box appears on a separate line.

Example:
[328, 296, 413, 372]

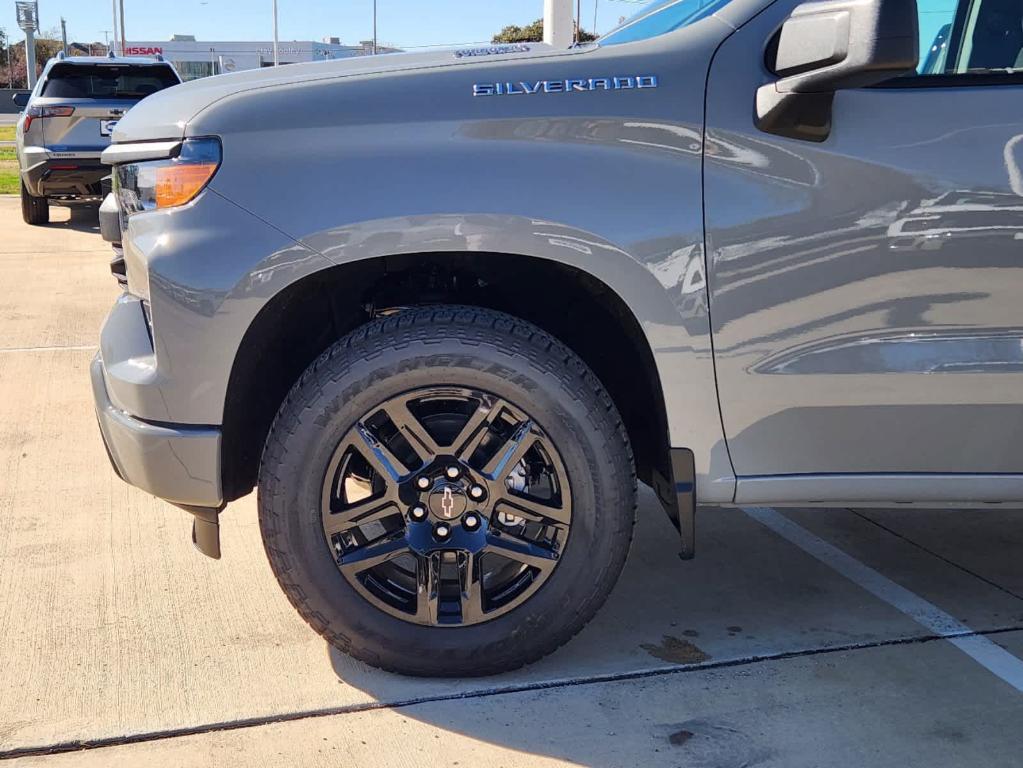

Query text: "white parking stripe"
[744, 506, 1023, 693]
[0, 344, 98, 354]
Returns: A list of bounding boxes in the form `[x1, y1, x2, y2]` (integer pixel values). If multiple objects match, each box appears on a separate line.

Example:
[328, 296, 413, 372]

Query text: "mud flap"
[178, 505, 222, 560]
[651, 448, 696, 560]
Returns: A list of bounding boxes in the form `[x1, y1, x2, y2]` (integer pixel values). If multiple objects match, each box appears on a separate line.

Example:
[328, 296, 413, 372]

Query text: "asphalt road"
[2, 197, 1023, 766]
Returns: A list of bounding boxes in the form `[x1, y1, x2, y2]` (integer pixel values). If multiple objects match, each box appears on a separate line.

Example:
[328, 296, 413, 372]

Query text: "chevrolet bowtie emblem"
[441, 487, 455, 519]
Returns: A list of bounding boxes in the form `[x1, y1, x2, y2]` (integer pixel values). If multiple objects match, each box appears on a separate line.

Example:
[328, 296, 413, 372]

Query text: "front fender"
[297, 212, 735, 502]
[187, 22, 737, 498]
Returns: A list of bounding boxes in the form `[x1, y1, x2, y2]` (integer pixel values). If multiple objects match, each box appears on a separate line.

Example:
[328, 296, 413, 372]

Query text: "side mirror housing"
[12, 92, 31, 108]
[756, 0, 919, 142]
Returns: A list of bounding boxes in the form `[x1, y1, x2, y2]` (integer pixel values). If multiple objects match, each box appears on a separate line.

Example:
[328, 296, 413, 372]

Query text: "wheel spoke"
[323, 495, 401, 536]
[415, 552, 442, 624]
[354, 423, 417, 481]
[485, 531, 559, 572]
[481, 420, 535, 481]
[451, 398, 506, 460]
[495, 491, 571, 528]
[338, 534, 409, 576]
[457, 551, 485, 624]
[378, 398, 441, 465]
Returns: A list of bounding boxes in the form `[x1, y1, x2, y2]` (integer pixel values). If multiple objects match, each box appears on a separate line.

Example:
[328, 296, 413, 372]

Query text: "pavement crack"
[3, 625, 1022, 761]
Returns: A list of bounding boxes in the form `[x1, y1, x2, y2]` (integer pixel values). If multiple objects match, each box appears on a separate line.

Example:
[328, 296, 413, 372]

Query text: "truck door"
[704, 0, 1023, 498]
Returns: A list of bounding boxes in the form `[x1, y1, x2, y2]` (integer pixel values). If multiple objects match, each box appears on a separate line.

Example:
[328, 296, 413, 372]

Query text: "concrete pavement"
[1, 196, 1023, 766]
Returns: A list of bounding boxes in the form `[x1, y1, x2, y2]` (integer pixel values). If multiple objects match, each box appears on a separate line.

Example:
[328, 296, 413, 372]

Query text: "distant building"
[68, 42, 106, 56]
[123, 35, 401, 81]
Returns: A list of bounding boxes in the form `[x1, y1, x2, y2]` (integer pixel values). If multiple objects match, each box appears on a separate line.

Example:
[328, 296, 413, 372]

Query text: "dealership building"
[124, 36, 401, 80]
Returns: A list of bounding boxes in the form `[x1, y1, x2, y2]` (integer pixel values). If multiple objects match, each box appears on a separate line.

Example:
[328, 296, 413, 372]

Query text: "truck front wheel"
[257, 306, 636, 676]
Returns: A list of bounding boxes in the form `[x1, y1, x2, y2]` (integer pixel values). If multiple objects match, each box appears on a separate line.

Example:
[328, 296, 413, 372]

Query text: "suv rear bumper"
[91, 325, 223, 508]
[23, 156, 108, 200]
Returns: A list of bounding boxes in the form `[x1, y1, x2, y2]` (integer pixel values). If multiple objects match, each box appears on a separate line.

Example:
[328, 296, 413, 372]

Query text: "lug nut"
[416, 476, 431, 490]
[445, 465, 461, 480]
[468, 485, 485, 500]
[463, 513, 480, 531]
[409, 505, 427, 522]
[434, 522, 451, 540]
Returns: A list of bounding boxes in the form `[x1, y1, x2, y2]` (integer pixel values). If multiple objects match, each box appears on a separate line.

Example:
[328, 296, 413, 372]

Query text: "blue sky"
[0, 0, 653, 49]
[0, 0, 960, 57]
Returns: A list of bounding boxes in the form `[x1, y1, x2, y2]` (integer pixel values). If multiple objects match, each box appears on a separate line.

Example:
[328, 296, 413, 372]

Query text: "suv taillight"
[24, 105, 74, 132]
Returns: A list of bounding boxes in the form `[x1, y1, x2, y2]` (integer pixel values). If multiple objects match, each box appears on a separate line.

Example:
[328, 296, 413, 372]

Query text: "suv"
[14, 53, 181, 225]
[92, 0, 1023, 677]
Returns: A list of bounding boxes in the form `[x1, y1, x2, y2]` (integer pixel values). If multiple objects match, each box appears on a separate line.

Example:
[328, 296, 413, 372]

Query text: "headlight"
[114, 137, 221, 216]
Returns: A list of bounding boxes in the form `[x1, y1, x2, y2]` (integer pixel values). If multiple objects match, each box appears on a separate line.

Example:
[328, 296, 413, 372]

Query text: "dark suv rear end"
[14, 54, 181, 225]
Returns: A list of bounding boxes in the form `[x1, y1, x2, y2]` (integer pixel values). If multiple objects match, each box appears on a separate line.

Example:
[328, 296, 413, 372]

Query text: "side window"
[916, 0, 1023, 77]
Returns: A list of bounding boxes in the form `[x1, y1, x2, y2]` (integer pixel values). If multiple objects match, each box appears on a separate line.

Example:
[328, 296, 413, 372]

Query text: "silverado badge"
[473, 75, 658, 96]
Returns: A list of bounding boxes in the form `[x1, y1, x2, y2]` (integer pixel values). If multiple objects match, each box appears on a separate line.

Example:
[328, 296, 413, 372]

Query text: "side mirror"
[12, 92, 31, 108]
[756, 0, 919, 142]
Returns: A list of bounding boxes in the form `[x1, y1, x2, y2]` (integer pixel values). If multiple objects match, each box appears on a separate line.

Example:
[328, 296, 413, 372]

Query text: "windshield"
[41, 64, 179, 100]
[599, 0, 732, 46]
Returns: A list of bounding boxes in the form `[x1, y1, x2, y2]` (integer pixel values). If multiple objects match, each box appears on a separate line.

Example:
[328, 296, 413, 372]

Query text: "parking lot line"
[0, 344, 98, 354]
[745, 506, 1023, 693]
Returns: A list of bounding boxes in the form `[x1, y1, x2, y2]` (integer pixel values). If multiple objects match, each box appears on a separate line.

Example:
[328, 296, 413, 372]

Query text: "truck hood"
[112, 43, 571, 143]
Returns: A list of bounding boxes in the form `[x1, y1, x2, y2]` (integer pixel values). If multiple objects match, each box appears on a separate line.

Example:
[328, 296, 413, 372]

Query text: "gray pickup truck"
[93, 0, 1023, 676]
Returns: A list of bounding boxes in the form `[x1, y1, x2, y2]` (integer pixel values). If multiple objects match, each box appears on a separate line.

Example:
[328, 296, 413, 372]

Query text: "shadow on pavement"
[320, 499, 1023, 767]
[46, 205, 100, 233]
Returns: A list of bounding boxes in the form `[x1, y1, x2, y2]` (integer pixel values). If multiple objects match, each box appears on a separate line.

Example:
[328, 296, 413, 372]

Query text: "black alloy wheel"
[321, 386, 573, 627]
[259, 306, 636, 676]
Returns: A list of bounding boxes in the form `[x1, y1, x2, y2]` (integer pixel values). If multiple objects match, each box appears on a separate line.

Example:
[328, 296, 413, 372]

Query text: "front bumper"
[91, 348, 223, 509]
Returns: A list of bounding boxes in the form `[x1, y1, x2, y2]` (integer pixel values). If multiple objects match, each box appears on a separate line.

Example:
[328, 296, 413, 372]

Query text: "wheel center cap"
[429, 484, 467, 520]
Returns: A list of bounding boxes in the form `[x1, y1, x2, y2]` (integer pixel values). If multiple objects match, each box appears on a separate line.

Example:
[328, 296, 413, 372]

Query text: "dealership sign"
[125, 46, 164, 55]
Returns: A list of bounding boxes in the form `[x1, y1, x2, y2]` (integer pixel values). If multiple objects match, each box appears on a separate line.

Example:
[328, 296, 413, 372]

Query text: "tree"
[492, 18, 597, 44]
[0, 28, 10, 88]
[35, 27, 65, 65]
[0, 36, 65, 89]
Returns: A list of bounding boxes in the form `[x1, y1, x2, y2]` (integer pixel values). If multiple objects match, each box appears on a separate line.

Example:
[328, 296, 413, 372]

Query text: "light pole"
[110, 0, 118, 54]
[3, 27, 12, 88]
[15, 1, 39, 88]
[272, 0, 279, 65]
[372, 0, 377, 55]
[119, 0, 126, 56]
[60, 17, 68, 55]
[543, 0, 573, 48]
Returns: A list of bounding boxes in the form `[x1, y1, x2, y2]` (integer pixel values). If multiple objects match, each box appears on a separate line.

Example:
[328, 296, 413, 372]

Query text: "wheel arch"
[220, 214, 731, 504]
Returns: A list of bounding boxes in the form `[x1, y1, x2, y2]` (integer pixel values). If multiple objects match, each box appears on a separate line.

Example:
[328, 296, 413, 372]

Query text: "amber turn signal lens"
[154, 163, 219, 208]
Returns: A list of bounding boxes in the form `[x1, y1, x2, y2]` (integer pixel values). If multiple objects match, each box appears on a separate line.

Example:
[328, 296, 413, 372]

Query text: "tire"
[258, 305, 636, 676]
[20, 181, 49, 226]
